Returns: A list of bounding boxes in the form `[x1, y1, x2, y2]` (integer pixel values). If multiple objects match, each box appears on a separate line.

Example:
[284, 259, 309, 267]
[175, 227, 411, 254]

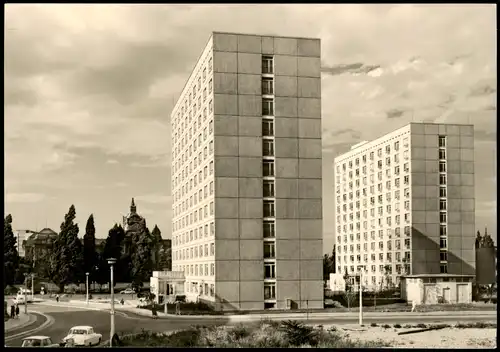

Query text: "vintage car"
[21, 336, 60, 347]
[63, 326, 102, 346]
[120, 288, 136, 295]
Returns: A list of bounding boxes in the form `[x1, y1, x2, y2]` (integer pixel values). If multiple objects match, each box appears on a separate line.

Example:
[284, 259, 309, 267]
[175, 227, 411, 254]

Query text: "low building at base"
[401, 274, 474, 305]
[149, 271, 185, 304]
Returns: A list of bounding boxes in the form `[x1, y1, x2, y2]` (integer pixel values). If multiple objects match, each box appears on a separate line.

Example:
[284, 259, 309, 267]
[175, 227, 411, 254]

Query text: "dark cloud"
[321, 62, 380, 76]
[325, 128, 362, 138]
[447, 53, 472, 66]
[4, 88, 38, 107]
[474, 130, 496, 142]
[469, 84, 496, 97]
[386, 108, 405, 119]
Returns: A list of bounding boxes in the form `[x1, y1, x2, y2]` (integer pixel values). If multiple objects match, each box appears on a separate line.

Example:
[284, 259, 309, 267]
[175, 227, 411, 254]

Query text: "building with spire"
[122, 198, 148, 256]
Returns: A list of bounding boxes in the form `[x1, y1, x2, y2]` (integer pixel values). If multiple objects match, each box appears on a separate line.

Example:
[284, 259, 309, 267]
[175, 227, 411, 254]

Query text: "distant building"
[334, 123, 475, 290]
[14, 229, 33, 257]
[122, 198, 148, 256]
[24, 228, 58, 264]
[329, 273, 346, 292]
[401, 274, 474, 304]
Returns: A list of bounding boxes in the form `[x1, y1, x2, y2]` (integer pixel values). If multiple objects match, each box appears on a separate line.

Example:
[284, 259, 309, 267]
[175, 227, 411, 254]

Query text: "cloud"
[106, 159, 119, 164]
[321, 63, 381, 76]
[134, 194, 172, 205]
[386, 108, 406, 119]
[474, 130, 496, 142]
[6, 192, 46, 203]
[469, 84, 496, 97]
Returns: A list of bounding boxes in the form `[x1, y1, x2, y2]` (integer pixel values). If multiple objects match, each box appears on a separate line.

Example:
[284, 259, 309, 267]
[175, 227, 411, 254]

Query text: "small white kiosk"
[150, 271, 185, 304]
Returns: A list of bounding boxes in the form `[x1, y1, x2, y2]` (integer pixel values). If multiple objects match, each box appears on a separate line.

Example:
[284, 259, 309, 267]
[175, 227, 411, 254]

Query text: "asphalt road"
[5, 307, 230, 347]
[5, 305, 496, 347]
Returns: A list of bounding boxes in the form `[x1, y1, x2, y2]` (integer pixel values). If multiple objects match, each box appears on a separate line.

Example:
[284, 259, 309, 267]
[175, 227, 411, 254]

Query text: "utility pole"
[359, 270, 363, 326]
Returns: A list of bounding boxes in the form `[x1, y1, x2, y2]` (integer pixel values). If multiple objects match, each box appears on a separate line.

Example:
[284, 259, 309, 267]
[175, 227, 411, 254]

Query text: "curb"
[4, 313, 37, 333]
[5, 311, 55, 342]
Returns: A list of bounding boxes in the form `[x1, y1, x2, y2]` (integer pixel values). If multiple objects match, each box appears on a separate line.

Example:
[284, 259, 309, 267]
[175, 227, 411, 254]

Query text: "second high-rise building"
[170, 32, 324, 310]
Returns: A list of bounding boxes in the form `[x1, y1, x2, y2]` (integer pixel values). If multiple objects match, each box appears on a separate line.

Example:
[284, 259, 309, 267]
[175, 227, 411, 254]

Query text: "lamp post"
[107, 258, 117, 347]
[31, 274, 35, 301]
[86, 272, 89, 305]
[358, 267, 367, 326]
[23, 274, 28, 314]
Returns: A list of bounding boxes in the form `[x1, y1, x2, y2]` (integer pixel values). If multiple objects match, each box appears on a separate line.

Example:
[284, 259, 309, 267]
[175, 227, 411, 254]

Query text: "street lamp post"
[359, 270, 363, 326]
[23, 274, 28, 314]
[107, 258, 117, 347]
[86, 272, 89, 305]
[31, 274, 35, 301]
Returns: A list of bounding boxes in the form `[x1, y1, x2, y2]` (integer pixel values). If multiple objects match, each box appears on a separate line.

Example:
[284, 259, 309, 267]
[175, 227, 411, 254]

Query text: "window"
[439, 174, 446, 185]
[440, 263, 448, 274]
[263, 200, 275, 217]
[439, 162, 446, 172]
[440, 199, 447, 210]
[438, 136, 446, 148]
[262, 78, 274, 95]
[439, 187, 447, 198]
[262, 98, 274, 115]
[263, 139, 274, 156]
[439, 149, 446, 159]
[209, 79, 213, 93]
[439, 211, 447, 223]
[264, 222, 275, 238]
[263, 180, 275, 197]
[394, 141, 400, 151]
[263, 160, 275, 176]
[264, 263, 276, 279]
[264, 283, 276, 299]
[262, 56, 274, 74]
[264, 242, 276, 258]
[440, 237, 447, 249]
[440, 225, 447, 236]
[263, 119, 274, 136]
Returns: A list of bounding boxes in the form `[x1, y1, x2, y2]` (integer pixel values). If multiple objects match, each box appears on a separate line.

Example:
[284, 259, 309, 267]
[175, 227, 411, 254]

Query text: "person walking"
[15, 304, 20, 318]
[175, 301, 181, 316]
[10, 304, 15, 319]
[411, 299, 417, 312]
[56, 294, 59, 303]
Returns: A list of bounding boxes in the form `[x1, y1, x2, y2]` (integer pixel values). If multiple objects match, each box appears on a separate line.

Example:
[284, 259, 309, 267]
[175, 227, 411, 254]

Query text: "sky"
[5, 4, 497, 252]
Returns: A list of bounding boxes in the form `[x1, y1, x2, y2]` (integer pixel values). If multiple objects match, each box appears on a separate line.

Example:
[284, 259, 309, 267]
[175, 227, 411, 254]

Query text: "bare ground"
[326, 324, 497, 348]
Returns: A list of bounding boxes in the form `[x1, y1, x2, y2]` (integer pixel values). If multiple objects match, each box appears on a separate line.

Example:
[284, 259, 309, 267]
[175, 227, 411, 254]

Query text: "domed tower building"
[122, 198, 148, 256]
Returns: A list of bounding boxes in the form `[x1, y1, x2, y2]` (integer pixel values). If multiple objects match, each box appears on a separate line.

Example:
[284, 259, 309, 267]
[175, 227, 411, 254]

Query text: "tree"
[83, 214, 97, 278]
[101, 224, 126, 287]
[4, 214, 20, 289]
[151, 225, 163, 270]
[131, 229, 153, 290]
[49, 205, 84, 292]
[322, 245, 336, 281]
[158, 247, 172, 271]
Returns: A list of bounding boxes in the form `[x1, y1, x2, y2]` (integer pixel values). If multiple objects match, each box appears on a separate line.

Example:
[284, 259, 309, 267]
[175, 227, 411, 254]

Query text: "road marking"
[5, 311, 55, 342]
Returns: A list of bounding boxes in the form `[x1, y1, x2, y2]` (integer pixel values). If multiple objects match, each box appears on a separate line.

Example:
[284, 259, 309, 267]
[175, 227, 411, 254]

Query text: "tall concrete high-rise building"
[334, 123, 475, 289]
[170, 32, 323, 311]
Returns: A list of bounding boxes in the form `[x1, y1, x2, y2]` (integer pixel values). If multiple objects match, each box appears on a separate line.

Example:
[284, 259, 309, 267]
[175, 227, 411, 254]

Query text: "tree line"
[3, 205, 171, 293]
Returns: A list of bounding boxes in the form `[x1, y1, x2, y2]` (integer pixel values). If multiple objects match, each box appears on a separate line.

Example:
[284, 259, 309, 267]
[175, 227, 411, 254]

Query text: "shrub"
[280, 320, 318, 347]
[416, 323, 427, 329]
[403, 324, 413, 329]
[370, 323, 378, 327]
[393, 324, 401, 329]
[382, 324, 391, 329]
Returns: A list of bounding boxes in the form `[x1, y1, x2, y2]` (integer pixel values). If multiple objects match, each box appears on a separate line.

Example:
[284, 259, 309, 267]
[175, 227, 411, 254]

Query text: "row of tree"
[4, 205, 171, 292]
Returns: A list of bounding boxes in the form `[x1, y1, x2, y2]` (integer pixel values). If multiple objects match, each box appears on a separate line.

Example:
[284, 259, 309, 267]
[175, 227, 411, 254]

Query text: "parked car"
[14, 296, 27, 305]
[21, 336, 60, 347]
[63, 326, 102, 346]
[120, 288, 136, 295]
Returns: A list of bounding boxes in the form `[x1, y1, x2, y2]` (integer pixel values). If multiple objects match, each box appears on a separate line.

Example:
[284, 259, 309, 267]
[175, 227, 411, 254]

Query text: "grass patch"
[119, 320, 391, 348]
[455, 322, 497, 329]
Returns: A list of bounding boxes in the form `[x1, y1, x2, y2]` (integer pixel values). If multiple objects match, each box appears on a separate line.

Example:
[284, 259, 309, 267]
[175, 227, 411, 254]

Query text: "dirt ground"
[328, 324, 497, 348]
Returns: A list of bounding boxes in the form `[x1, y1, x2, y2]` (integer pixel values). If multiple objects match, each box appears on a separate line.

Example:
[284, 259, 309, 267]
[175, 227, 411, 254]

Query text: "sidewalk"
[33, 299, 497, 322]
[4, 312, 37, 333]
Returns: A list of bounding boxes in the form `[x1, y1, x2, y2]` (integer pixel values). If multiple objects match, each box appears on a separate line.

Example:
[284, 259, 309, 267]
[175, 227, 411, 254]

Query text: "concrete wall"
[212, 32, 323, 310]
[403, 278, 472, 304]
[410, 123, 475, 276]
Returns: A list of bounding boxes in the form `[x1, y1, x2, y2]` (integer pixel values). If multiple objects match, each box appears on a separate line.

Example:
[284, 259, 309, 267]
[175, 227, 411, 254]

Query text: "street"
[4, 300, 497, 347]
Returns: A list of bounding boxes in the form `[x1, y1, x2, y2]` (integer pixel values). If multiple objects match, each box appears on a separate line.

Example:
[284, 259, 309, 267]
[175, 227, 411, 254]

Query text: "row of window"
[338, 226, 412, 243]
[174, 222, 215, 246]
[185, 282, 215, 297]
[337, 138, 410, 172]
[175, 242, 215, 261]
[338, 238, 412, 253]
[173, 200, 214, 232]
[339, 251, 411, 264]
[173, 135, 214, 191]
[339, 263, 410, 276]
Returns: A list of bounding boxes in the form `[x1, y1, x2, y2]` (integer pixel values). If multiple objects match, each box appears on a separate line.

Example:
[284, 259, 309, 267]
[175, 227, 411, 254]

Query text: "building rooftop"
[402, 274, 475, 278]
[212, 31, 320, 41]
[25, 228, 58, 245]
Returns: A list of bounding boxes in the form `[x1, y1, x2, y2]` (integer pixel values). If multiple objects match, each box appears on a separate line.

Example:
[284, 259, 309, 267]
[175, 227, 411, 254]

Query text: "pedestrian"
[120, 298, 124, 305]
[15, 304, 20, 318]
[10, 305, 15, 319]
[411, 300, 417, 312]
[175, 301, 181, 316]
[56, 294, 59, 303]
